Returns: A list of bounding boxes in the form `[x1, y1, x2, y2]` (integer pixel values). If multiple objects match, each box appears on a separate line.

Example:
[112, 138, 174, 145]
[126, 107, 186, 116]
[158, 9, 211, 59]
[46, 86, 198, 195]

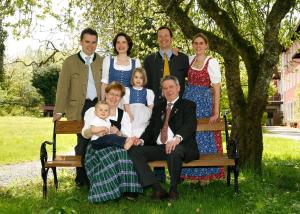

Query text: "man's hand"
[132, 136, 142, 146]
[165, 136, 181, 154]
[53, 113, 62, 122]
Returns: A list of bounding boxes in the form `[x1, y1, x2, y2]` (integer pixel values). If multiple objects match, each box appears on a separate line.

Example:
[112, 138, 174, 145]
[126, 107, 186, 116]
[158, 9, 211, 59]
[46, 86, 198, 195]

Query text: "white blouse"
[189, 56, 221, 84]
[101, 55, 142, 84]
[82, 107, 132, 138]
[123, 87, 155, 106]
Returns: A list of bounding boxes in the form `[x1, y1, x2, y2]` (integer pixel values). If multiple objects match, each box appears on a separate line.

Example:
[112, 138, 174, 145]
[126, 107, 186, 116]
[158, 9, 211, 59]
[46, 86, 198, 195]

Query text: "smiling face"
[132, 71, 144, 88]
[95, 103, 110, 119]
[80, 34, 97, 56]
[192, 36, 208, 55]
[157, 28, 172, 51]
[105, 88, 122, 108]
[162, 79, 180, 102]
[115, 35, 129, 55]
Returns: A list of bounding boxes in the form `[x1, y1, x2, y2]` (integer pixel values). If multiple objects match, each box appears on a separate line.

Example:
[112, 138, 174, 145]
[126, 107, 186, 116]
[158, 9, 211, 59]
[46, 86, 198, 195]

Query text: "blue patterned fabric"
[181, 85, 222, 179]
[108, 58, 136, 87]
[129, 87, 147, 105]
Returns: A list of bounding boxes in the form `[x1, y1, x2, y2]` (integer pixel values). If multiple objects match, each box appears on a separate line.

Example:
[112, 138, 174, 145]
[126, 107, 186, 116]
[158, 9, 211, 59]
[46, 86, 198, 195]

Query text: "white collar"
[167, 96, 179, 105]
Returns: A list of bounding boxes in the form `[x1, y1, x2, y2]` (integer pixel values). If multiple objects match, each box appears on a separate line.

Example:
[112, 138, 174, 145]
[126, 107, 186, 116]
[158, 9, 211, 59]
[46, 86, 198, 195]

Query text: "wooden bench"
[40, 120, 83, 198]
[41, 105, 54, 117]
[40, 116, 239, 198]
[148, 116, 239, 193]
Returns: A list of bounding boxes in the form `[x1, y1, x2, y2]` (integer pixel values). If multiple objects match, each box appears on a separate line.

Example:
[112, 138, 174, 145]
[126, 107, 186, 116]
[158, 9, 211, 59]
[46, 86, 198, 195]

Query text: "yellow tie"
[163, 53, 170, 77]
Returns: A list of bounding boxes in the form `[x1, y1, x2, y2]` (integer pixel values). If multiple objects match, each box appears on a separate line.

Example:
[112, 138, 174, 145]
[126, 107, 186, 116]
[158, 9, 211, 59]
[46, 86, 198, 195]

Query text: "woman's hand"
[209, 114, 219, 125]
[110, 125, 121, 135]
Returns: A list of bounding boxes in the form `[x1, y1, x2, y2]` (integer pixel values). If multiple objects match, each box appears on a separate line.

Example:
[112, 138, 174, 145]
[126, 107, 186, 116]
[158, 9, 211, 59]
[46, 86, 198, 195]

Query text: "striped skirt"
[85, 145, 142, 203]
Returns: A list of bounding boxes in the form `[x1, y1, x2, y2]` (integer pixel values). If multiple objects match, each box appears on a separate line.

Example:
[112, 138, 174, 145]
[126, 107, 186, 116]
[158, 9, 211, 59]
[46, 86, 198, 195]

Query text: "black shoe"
[75, 181, 85, 190]
[151, 190, 169, 200]
[169, 191, 179, 201]
[123, 192, 139, 201]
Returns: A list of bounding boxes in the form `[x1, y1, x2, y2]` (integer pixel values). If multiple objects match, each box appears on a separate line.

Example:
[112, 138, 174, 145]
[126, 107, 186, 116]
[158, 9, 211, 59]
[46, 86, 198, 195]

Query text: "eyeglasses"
[108, 92, 121, 98]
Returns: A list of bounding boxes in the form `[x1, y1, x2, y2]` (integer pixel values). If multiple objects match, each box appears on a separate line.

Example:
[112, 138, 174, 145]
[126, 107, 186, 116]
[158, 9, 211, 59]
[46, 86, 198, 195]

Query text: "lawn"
[0, 116, 76, 164]
[0, 117, 299, 213]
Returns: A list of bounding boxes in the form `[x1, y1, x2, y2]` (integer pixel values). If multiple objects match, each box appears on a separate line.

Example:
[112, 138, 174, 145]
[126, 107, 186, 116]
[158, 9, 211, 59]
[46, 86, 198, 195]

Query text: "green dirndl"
[85, 144, 143, 203]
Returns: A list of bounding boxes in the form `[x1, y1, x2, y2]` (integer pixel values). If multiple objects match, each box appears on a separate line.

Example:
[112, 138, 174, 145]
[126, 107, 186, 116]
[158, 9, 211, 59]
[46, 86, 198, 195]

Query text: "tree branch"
[197, 0, 259, 73]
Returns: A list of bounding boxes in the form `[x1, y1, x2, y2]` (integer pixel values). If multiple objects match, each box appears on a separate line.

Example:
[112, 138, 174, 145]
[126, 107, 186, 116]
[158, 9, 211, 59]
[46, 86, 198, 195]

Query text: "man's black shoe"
[168, 191, 179, 201]
[123, 192, 139, 201]
[151, 190, 169, 200]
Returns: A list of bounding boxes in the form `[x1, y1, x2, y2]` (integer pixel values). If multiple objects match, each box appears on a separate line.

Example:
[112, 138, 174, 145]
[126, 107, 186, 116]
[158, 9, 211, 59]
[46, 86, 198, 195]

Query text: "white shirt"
[82, 107, 132, 138]
[101, 55, 142, 84]
[123, 86, 155, 106]
[90, 116, 111, 141]
[80, 51, 97, 100]
[189, 56, 221, 84]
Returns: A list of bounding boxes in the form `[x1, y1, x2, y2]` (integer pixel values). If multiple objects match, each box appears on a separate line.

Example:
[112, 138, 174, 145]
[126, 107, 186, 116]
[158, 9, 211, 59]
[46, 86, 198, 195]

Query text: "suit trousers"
[75, 98, 98, 185]
[128, 144, 185, 189]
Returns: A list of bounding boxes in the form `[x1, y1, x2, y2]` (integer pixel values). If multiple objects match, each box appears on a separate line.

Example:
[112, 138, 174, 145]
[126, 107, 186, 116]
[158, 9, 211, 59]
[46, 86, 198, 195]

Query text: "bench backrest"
[197, 118, 225, 131]
[55, 120, 84, 134]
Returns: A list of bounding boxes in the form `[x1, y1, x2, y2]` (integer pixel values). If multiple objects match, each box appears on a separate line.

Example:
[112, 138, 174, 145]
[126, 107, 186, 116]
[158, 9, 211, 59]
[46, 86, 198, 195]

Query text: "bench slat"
[55, 155, 81, 161]
[45, 160, 82, 167]
[55, 121, 84, 134]
[197, 118, 225, 131]
[148, 154, 235, 168]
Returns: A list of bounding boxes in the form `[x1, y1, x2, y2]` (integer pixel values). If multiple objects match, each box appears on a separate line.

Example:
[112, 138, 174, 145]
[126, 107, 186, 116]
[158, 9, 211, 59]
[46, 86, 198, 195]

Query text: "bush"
[32, 66, 59, 105]
[0, 65, 43, 116]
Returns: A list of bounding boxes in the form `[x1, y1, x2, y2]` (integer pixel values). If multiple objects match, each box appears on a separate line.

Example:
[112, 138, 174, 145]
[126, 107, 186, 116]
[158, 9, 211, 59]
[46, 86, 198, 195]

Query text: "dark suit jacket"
[144, 52, 189, 102]
[140, 98, 199, 162]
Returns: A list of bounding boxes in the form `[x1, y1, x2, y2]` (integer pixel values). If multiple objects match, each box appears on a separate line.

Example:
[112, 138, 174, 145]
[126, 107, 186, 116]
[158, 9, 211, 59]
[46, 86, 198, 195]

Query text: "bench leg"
[226, 166, 231, 186]
[41, 167, 49, 198]
[233, 165, 239, 193]
[52, 167, 58, 189]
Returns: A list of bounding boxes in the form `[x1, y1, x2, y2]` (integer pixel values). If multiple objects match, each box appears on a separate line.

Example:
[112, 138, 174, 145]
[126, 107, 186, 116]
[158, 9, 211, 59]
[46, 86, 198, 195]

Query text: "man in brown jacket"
[53, 28, 103, 188]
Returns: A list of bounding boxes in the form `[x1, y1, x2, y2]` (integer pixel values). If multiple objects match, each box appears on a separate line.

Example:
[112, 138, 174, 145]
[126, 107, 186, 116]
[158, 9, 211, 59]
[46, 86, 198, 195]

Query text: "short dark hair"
[157, 26, 173, 38]
[80, 28, 98, 41]
[113, 32, 133, 56]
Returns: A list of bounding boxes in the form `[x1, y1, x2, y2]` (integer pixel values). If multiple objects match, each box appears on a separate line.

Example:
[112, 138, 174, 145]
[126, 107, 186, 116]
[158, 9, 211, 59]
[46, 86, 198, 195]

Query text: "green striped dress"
[85, 145, 143, 203]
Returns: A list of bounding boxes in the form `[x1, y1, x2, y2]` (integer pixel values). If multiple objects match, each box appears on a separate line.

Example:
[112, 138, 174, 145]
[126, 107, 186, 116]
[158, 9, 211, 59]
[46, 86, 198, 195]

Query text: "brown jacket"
[54, 52, 103, 120]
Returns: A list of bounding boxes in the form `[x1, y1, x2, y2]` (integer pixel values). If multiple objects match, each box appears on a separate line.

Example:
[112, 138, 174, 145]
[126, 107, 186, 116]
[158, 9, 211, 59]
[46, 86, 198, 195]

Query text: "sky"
[3, 1, 81, 60]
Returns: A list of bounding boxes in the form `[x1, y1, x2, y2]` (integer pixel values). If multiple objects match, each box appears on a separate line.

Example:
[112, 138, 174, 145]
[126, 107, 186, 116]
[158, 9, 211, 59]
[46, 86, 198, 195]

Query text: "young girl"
[124, 68, 155, 137]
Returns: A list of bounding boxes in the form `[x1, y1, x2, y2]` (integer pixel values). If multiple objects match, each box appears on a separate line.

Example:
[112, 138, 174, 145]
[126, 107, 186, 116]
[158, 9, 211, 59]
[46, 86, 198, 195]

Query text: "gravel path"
[0, 151, 75, 188]
[0, 160, 42, 187]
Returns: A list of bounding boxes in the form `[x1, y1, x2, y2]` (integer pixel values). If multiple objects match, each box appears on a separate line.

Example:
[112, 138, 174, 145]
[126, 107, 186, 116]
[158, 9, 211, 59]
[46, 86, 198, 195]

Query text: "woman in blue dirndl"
[181, 33, 224, 181]
[101, 32, 141, 100]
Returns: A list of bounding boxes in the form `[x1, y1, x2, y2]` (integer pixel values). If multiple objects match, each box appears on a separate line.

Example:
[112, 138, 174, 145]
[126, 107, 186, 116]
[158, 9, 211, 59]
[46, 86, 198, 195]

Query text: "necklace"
[193, 56, 206, 69]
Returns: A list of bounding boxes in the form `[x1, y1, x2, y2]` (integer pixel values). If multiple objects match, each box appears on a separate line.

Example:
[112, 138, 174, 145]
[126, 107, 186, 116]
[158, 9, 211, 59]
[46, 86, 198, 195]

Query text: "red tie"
[160, 103, 173, 144]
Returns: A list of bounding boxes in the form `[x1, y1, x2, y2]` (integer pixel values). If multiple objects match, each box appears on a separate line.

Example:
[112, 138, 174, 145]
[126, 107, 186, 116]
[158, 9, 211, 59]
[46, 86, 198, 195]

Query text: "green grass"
[0, 117, 299, 213]
[0, 116, 76, 164]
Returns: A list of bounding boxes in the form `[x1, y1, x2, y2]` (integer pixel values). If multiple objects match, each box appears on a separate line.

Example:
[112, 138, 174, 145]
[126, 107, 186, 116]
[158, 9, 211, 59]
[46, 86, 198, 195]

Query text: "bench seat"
[148, 154, 235, 168]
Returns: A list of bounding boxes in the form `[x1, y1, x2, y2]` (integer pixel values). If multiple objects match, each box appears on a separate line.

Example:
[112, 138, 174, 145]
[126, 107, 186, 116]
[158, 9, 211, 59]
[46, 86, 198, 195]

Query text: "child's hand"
[129, 113, 134, 122]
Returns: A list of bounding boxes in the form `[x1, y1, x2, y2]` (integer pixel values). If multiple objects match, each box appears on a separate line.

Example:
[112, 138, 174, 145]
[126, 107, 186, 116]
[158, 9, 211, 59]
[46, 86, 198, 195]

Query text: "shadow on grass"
[0, 157, 299, 214]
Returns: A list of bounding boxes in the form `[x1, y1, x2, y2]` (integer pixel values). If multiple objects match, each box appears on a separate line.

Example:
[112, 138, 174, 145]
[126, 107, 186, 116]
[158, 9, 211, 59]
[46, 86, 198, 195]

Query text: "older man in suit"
[128, 76, 199, 200]
[53, 28, 103, 188]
